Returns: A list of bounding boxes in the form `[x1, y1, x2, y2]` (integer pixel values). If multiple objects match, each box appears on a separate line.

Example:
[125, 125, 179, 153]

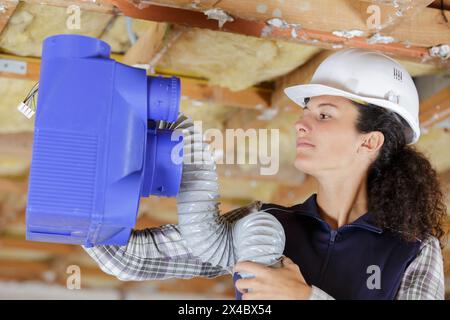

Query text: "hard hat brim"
[284, 83, 420, 144]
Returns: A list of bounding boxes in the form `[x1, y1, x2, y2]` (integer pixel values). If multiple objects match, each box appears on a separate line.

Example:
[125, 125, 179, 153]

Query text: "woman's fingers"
[233, 261, 269, 277]
[235, 278, 257, 293]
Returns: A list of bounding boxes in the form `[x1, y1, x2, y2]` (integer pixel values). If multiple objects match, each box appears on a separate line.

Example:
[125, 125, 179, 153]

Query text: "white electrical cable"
[166, 114, 286, 272]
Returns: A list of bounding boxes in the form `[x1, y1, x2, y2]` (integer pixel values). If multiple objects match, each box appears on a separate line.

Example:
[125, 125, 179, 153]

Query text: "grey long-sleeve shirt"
[83, 205, 445, 300]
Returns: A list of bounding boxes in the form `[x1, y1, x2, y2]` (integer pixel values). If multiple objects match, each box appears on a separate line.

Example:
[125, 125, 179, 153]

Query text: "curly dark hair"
[352, 101, 448, 248]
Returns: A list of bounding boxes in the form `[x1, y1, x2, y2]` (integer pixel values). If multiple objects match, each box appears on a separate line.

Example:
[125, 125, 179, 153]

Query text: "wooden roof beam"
[123, 22, 170, 66]
[0, 53, 272, 109]
[420, 86, 450, 130]
[358, 1, 436, 34]
[429, 0, 450, 10]
[0, 0, 18, 36]
[104, 0, 450, 65]
[271, 51, 333, 111]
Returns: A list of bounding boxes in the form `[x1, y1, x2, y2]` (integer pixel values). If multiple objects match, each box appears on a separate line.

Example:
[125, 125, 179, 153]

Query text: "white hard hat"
[284, 48, 420, 144]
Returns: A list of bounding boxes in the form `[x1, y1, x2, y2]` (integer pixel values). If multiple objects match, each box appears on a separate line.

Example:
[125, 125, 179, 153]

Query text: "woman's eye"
[319, 113, 331, 120]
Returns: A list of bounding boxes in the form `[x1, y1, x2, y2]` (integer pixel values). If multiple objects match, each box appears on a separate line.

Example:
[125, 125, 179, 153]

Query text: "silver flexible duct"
[167, 114, 286, 272]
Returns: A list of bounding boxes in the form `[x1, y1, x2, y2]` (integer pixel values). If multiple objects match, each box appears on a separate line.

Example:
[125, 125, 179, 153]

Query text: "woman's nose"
[295, 118, 310, 135]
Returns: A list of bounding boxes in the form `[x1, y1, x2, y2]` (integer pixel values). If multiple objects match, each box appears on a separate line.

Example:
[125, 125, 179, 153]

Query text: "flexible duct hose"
[166, 114, 286, 272]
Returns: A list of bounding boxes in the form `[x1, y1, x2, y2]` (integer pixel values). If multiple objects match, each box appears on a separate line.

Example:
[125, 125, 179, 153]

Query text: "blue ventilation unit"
[25, 35, 183, 247]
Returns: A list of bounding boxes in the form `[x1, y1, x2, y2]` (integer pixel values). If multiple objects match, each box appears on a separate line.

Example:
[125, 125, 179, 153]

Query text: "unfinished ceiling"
[0, 0, 449, 299]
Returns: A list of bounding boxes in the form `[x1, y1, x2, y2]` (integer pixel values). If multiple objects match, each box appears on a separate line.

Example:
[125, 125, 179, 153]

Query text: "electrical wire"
[23, 82, 39, 104]
[18, 81, 39, 118]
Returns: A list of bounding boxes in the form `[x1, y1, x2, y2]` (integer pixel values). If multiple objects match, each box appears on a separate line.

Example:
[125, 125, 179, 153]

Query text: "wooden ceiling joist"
[123, 22, 169, 66]
[0, 237, 78, 255]
[0, 54, 40, 80]
[420, 86, 450, 129]
[0, 0, 18, 36]
[181, 77, 271, 110]
[0, 259, 115, 283]
[359, 0, 436, 33]
[0, 53, 272, 109]
[0, 132, 33, 158]
[0, 257, 234, 296]
[0, 177, 28, 194]
[271, 51, 334, 111]
[100, 0, 450, 65]
[8, 0, 448, 66]
[429, 0, 450, 10]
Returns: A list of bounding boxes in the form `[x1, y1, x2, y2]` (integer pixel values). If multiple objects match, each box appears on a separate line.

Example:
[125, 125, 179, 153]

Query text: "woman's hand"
[233, 257, 312, 300]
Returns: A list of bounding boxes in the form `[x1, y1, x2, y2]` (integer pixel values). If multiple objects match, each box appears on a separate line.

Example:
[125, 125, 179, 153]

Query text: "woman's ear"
[359, 131, 384, 157]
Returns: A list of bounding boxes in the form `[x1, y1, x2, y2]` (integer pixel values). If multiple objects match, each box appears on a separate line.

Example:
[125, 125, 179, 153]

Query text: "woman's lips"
[296, 139, 315, 148]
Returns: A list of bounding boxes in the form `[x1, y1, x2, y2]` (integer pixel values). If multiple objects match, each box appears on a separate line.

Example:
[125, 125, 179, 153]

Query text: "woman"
[84, 49, 447, 299]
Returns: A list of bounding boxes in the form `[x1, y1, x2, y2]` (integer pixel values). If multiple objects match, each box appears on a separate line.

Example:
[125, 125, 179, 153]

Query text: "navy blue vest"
[262, 193, 421, 300]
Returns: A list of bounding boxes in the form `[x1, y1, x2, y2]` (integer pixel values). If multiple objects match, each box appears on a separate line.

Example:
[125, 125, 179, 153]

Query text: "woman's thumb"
[282, 256, 294, 265]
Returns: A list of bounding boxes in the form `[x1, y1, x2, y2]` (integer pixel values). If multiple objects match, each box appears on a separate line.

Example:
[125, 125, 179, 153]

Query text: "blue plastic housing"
[26, 35, 183, 247]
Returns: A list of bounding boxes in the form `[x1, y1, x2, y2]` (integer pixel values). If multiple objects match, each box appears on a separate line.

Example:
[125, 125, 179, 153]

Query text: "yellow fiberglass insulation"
[0, 78, 36, 133]
[0, 2, 113, 57]
[100, 16, 164, 53]
[157, 27, 321, 91]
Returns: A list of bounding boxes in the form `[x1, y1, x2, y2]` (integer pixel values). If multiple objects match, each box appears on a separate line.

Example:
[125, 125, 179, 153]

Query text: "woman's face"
[294, 95, 366, 176]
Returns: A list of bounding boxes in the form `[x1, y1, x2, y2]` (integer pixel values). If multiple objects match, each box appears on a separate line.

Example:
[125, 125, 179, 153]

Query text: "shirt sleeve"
[308, 285, 335, 300]
[395, 236, 445, 300]
[308, 236, 445, 300]
[82, 204, 255, 281]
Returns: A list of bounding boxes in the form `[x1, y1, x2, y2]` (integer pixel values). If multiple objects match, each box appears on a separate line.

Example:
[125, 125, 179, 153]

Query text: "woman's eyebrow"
[317, 103, 338, 109]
